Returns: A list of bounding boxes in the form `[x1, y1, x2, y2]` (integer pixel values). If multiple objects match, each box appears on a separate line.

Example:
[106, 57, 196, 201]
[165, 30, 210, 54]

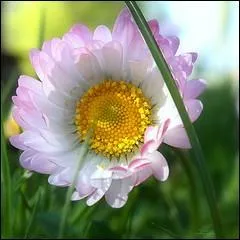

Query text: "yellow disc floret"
[75, 80, 152, 158]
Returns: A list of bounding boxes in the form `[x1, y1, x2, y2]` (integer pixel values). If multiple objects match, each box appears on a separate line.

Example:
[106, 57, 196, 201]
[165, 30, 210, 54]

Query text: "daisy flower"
[10, 8, 206, 208]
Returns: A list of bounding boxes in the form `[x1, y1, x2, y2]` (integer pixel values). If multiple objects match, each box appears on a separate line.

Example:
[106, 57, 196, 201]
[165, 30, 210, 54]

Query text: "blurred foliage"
[2, 1, 124, 76]
[1, 1, 239, 239]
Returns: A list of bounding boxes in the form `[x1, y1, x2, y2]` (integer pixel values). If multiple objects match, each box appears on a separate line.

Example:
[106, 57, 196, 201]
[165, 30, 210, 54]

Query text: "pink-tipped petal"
[185, 99, 203, 122]
[102, 41, 123, 79]
[30, 156, 57, 174]
[112, 8, 136, 62]
[69, 24, 93, 43]
[163, 127, 191, 149]
[170, 53, 197, 77]
[9, 135, 28, 151]
[90, 168, 112, 191]
[112, 8, 132, 37]
[190, 52, 198, 63]
[18, 75, 42, 93]
[12, 107, 31, 130]
[109, 166, 128, 172]
[19, 149, 34, 169]
[63, 32, 85, 48]
[148, 19, 160, 36]
[111, 170, 132, 180]
[13, 107, 46, 130]
[157, 119, 171, 140]
[105, 175, 135, 208]
[141, 140, 159, 155]
[128, 158, 151, 170]
[71, 191, 92, 201]
[76, 51, 104, 85]
[29, 49, 44, 81]
[144, 126, 159, 143]
[76, 175, 94, 198]
[129, 58, 153, 86]
[141, 67, 165, 105]
[93, 25, 112, 43]
[86, 188, 105, 206]
[150, 151, 169, 181]
[134, 166, 152, 186]
[167, 36, 180, 55]
[71, 191, 83, 201]
[19, 150, 57, 174]
[183, 79, 207, 100]
[48, 170, 70, 186]
[142, 119, 170, 155]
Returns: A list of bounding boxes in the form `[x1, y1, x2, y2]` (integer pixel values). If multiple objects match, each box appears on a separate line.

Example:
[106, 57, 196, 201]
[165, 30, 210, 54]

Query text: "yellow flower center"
[75, 80, 152, 158]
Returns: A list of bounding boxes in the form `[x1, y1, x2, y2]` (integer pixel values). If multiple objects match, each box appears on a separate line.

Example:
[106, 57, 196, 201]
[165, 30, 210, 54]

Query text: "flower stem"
[124, 188, 139, 238]
[24, 188, 42, 239]
[177, 150, 200, 234]
[125, 1, 223, 238]
[58, 131, 92, 238]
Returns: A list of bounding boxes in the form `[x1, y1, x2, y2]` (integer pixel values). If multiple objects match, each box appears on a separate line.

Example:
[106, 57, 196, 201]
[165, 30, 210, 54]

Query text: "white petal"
[129, 58, 152, 86]
[39, 129, 78, 150]
[18, 75, 42, 94]
[48, 167, 73, 186]
[19, 149, 57, 174]
[75, 154, 99, 195]
[105, 175, 135, 208]
[163, 127, 191, 149]
[29, 90, 74, 125]
[93, 25, 112, 43]
[21, 131, 62, 153]
[150, 151, 169, 181]
[63, 32, 85, 48]
[9, 135, 28, 151]
[102, 41, 123, 80]
[71, 191, 92, 201]
[183, 79, 207, 100]
[185, 99, 203, 123]
[128, 158, 151, 170]
[134, 166, 152, 186]
[86, 188, 105, 206]
[71, 191, 83, 201]
[142, 67, 166, 106]
[76, 51, 104, 85]
[90, 168, 112, 191]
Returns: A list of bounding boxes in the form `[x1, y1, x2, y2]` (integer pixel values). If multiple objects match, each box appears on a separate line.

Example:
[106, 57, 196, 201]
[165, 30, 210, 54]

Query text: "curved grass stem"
[58, 130, 93, 238]
[177, 150, 200, 234]
[24, 188, 42, 239]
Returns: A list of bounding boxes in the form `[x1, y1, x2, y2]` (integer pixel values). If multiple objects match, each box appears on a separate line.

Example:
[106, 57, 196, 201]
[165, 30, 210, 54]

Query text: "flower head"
[10, 8, 206, 208]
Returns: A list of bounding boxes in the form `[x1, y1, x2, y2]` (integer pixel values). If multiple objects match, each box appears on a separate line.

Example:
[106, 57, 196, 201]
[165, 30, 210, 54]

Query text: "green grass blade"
[1, 120, 12, 237]
[24, 188, 42, 239]
[124, 1, 223, 238]
[177, 150, 200, 234]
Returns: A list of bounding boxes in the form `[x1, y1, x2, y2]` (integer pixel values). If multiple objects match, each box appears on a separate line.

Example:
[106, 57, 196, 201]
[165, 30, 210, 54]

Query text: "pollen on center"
[75, 80, 152, 158]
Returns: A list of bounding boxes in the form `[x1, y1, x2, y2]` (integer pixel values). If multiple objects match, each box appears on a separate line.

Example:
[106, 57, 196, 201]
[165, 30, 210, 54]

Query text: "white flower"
[10, 9, 206, 208]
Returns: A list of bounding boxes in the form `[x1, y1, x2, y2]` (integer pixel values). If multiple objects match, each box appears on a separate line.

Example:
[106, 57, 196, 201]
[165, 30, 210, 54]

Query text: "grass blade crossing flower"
[124, 1, 223, 238]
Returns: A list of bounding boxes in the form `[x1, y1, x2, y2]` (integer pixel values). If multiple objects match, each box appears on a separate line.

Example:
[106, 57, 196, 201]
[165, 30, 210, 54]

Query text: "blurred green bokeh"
[2, 1, 124, 75]
[1, 1, 239, 239]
